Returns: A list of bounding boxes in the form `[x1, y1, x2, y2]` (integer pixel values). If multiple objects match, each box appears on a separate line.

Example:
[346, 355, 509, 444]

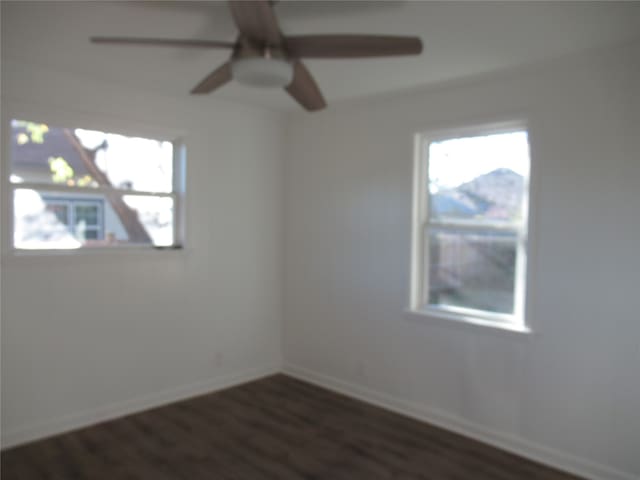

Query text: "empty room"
[1, 1, 639, 479]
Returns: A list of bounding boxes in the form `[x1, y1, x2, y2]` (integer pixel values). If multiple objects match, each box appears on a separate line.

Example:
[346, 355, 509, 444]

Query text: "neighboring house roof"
[431, 195, 477, 217]
[11, 123, 93, 179]
[431, 168, 524, 220]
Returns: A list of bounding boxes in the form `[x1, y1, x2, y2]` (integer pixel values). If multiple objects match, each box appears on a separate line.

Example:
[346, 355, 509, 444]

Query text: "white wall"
[1, 60, 285, 447]
[2, 25, 638, 480]
[284, 41, 640, 480]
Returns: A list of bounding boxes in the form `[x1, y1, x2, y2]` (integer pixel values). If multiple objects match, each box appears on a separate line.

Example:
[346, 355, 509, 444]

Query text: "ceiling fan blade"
[228, 0, 282, 47]
[285, 61, 326, 112]
[285, 35, 423, 58]
[191, 62, 233, 94]
[91, 37, 235, 49]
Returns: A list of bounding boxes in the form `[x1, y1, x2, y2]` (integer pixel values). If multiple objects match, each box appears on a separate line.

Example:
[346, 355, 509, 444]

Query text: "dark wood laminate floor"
[2, 374, 583, 480]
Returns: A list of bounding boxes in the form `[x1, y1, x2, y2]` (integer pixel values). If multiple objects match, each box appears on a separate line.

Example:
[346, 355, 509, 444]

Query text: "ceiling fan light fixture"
[231, 57, 293, 88]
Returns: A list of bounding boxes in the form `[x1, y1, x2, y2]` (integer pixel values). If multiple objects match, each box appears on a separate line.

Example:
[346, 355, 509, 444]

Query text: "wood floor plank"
[1, 374, 584, 480]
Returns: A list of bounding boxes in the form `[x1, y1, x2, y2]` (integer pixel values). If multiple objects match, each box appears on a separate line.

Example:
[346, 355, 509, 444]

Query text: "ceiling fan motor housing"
[231, 57, 293, 87]
[231, 44, 293, 88]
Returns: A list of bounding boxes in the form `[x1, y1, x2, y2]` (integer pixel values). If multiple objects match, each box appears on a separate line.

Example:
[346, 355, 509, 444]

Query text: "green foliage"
[48, 157, 97, 187]
[76, 175, 95, 188]
[48, 157, 74, 184]
[14, 120, 49, 144]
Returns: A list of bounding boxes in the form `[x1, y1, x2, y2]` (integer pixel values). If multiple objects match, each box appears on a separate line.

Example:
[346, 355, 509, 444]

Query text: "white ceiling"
[2, 1, 640, 111]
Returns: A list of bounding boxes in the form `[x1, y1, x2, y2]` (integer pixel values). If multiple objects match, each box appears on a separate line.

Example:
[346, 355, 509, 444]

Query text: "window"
[9, 119, 184, 250]
[411, 123, 531, 328]
[43, 198, 104, 242]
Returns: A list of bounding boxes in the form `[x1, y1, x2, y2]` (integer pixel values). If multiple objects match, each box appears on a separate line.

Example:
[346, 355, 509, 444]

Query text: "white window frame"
[409, 120, 531, 332]
[5, 116, 186, 254]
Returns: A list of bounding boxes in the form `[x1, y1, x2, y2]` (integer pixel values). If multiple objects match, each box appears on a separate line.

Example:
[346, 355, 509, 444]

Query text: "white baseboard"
[283, 364, 637, 480]
[2, 364, 280, 450]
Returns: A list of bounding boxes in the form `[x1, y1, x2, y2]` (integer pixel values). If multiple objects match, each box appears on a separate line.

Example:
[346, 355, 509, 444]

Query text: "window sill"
[403, 308, 533, 338]
[1, 246, 190, 267]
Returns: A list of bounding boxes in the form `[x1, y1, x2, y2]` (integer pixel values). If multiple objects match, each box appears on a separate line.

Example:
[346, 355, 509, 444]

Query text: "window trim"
[409, 120, 531, 332]
[5, 116, 186, 254]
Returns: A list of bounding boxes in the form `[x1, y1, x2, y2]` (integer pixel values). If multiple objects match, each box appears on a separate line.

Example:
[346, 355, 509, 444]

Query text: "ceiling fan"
[91, 0, 423, 112]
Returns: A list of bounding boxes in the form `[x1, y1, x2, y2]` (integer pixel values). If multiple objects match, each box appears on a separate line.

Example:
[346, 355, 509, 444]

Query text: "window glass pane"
[45, 203, 69, 225]
[122, 195, 174, 247]
[74, 205, 99, 225]
[10, 119, 173, 193]
[427, 228, 517, 315]
[84, 230, 99, 240]
[14, 190, 82, 249]
[13, 189, 173, 249]
[428, 131, 529, 222]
